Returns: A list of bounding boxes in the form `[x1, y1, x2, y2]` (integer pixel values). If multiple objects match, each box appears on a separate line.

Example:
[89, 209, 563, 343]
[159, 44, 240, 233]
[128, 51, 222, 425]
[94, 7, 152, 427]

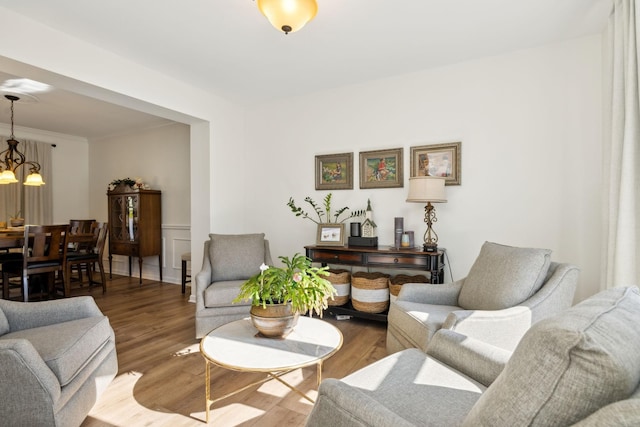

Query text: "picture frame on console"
[315, 152, 353, 190]
[316, 223, 346, 246]
[410, 142, 461, 185]
[359, 148, 403, 189]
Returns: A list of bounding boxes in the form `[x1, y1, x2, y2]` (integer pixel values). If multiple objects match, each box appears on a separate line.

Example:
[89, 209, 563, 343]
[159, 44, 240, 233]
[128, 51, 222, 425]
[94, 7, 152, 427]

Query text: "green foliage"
[233, 253, 338, 316]
[110, 177, 136, 188]
[287, 193, 366, 224]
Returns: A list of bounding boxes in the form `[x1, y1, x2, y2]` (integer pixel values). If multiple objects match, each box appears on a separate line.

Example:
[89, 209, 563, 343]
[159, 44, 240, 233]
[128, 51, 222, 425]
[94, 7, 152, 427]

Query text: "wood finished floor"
[70, 276, 388, 427]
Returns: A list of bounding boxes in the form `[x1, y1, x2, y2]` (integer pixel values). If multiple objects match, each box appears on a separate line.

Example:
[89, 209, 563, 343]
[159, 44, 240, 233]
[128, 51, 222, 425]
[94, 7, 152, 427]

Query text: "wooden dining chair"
[2, 224, 70, 302]
[64, 222, 108, 296]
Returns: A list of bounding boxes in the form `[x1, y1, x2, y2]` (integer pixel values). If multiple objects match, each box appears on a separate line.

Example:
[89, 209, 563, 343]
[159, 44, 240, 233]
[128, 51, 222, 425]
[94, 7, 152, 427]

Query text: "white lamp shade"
[256, 0, 318, 33]
[406, 176, 447, 203]
[0, 170, 18, 184]
[24, 172, 45, 186]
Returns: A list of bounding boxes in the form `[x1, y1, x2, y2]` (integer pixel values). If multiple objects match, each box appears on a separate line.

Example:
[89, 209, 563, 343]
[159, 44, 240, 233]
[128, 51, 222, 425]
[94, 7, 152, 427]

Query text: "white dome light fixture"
[256, 0, 318, 34]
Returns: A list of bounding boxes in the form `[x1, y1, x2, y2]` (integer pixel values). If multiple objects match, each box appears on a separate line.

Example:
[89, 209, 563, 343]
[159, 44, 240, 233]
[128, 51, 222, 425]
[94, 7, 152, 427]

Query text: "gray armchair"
[0, 296, 117, 426]
[387, 241, 579, 354]
[195, 233, 273, 338]
[306, 286, 640, 427]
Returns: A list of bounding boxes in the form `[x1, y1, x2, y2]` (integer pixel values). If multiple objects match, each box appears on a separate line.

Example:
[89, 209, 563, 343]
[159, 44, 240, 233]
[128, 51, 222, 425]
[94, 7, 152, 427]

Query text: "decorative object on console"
[410, 142, 461, 185]
[317, 223, 345, 246]
[255, 0, 318, 34]
[359, 148, 403, 189]
[406, 176, 447, 252]
[287, 193, 365, 224]
[0, 95, 45, 186]
[233, 253, 336, 337]
[350, 199, 378, 247]
[394, 217, 404, 249]
[315, 152, 353, 190]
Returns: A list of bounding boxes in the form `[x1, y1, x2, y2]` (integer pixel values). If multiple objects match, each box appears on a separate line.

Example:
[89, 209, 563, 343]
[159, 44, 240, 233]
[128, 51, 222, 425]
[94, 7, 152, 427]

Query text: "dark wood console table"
[305, 245, 445, 321]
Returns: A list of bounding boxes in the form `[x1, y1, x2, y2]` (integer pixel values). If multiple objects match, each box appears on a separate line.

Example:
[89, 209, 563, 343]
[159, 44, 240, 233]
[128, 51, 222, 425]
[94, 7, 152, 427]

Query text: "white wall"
[243, 35, 603, 303]
[0, 123, 90, 223]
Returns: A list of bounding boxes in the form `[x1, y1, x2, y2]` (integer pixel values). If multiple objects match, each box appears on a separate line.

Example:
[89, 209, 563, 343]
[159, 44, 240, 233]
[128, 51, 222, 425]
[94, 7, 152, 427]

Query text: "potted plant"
[287, 193, 365, 224]
[233, 253, 337, 337]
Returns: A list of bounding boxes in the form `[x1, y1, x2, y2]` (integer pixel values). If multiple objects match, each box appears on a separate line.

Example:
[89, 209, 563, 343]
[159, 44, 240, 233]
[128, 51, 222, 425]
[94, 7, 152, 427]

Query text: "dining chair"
[0, 231, 24, 300]
[64, 222, 108, 296]
[2, 224, 70, 302]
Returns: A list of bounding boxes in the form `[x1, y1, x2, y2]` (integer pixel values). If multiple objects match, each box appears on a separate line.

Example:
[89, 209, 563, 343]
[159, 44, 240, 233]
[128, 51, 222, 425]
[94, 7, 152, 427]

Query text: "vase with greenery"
[10, 210, 24, 227]
[233, 253, 337, 337]
[287, 193, 365, 224]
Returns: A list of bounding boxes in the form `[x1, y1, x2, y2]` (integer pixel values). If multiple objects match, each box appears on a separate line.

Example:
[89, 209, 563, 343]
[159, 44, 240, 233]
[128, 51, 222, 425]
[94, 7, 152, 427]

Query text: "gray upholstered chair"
[0, 296, 118, 426]
[387, 241, 580, 354]
[306, 286, 640, 427]
[195, 233, 273, 338]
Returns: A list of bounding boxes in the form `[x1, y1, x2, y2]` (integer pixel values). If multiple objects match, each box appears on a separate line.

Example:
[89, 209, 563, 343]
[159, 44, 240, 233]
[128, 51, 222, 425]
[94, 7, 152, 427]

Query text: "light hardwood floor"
[70, 276, 388, 427]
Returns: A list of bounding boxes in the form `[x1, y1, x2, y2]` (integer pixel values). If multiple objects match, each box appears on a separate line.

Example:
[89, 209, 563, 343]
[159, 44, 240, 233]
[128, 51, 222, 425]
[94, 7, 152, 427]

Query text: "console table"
[305, 245, 445, 321]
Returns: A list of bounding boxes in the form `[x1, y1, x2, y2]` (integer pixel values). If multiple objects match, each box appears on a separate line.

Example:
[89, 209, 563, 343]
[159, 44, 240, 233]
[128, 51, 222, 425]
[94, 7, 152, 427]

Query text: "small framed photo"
[315, 152, 353, 190]
[359, 148, 403, 189]
[316, 223, 346, 246]
[410, 142, 461, 185]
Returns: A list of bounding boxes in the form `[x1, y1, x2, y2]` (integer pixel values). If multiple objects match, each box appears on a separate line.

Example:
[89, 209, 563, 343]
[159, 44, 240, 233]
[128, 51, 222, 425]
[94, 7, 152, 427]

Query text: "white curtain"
[0, 138, 53, 225]
[603, 0, 640, 288]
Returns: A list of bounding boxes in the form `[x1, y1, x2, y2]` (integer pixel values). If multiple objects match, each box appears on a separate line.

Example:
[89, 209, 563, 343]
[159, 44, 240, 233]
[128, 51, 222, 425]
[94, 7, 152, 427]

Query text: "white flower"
[259, 263, 269, 272]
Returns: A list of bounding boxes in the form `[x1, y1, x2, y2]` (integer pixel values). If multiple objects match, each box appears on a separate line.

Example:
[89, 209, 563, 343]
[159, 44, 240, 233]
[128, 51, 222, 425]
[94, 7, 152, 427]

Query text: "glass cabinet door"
[109, 195, 139, 242]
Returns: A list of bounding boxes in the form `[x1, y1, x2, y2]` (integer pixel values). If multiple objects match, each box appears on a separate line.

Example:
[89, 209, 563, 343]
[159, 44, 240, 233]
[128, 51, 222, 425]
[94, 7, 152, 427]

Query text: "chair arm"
[0, 296, 103, 332]
[442, 305, 533, 352]
[0, 339, 61, 406]
[521, 263, 580, 323]
[397, 279, 464, 305]
[426, 330, 511, 387]
[195, 240, 213, 311]
[306, 378, 417, 427]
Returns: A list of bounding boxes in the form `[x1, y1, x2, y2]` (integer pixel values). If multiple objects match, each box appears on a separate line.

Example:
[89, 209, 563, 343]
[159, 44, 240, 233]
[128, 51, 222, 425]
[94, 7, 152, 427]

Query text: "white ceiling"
[0, 0, 611, 139]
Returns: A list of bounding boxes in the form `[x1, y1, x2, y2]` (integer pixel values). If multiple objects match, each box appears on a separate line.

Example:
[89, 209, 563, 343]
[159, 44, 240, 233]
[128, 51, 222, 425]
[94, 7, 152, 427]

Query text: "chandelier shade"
[0, 95, 45, 186]
[256, 0, 318, 34]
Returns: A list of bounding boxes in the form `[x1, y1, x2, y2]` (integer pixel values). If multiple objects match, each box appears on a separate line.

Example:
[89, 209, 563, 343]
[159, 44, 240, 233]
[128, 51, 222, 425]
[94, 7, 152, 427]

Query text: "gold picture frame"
[359, 148, 403, 189]
[316, 223, 346, 246]
[410, 142, 461, 185]
[315, 152, 353, 190]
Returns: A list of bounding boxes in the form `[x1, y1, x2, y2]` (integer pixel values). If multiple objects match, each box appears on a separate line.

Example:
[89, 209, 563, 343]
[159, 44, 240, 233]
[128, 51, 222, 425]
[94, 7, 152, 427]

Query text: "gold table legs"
[204, 360, 323, 423]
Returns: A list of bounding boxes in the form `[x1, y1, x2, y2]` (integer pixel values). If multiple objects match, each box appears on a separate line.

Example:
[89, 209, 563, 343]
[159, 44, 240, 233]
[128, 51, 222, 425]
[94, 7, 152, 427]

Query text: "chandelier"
[256, 0, 318, 34]
[0, 94, 45, 186]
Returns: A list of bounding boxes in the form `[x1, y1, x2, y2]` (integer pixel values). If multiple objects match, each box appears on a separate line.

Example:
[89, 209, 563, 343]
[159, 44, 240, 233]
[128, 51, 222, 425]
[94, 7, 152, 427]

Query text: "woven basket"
[389, 274, 429, 297]
[351, 272, 390, 313]
[326, 269, 351, 306]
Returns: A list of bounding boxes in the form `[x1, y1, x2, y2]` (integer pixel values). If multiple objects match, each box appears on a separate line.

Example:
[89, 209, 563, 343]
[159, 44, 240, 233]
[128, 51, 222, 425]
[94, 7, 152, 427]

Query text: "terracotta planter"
[250, 303, 299, 338]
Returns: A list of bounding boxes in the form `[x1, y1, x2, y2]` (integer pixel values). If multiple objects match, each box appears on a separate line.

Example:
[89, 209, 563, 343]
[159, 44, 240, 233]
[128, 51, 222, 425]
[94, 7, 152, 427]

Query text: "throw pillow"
[462, 286, 640, 426]
[458, 241, 551, 310]
[209, 233, 265, 282]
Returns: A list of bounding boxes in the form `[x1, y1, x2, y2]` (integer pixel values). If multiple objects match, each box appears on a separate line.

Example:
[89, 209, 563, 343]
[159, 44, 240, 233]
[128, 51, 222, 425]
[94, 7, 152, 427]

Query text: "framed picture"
[359, 148, 403, 189]
[315, 152, 353, 190]
[316, 223, 346, 246]
[410, 142, 461, 185]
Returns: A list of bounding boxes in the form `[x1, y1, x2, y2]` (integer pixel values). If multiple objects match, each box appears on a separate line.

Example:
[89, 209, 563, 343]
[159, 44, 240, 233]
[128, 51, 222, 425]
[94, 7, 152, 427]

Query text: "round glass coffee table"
[200, 316, 343, 423]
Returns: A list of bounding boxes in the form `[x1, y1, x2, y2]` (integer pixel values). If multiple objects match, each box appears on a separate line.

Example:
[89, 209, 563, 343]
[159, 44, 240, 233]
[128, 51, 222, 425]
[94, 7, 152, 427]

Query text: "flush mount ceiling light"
[0, 95, 45, 186]
[256, 0, 318, 34]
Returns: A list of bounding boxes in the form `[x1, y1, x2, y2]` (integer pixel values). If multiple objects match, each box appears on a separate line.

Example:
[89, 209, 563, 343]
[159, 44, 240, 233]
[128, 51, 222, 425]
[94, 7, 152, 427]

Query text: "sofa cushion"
[2, 316, 114, 387]
[204, 279, 252, 308]
[462, 286, 640, 426]
[208, 233, 265, 282]
[0, 308, 9, 336]
[458, 241, 551, 310]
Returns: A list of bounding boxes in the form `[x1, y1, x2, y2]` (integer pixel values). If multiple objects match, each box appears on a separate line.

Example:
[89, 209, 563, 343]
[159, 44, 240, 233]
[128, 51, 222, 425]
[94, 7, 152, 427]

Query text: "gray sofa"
[306, 286, 640, 426]
[0, 296, 118, 427]
[387, 241, 579, 353]
[195, 233, 273, 338]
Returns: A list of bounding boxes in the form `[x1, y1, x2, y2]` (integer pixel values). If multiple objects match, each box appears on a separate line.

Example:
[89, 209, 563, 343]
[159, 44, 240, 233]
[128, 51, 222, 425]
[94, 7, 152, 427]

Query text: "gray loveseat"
[306, 286, 640, 426]
[0, 296, 118, 427]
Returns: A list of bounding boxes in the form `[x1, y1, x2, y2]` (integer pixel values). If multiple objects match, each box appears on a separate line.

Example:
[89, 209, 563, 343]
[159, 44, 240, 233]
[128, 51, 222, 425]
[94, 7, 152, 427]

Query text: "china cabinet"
[107, 184, 162, 283]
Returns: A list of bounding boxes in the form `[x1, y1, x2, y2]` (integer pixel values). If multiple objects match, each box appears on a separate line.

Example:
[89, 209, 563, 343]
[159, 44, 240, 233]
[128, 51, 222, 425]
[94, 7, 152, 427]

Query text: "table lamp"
[406, 176, 447, 252]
